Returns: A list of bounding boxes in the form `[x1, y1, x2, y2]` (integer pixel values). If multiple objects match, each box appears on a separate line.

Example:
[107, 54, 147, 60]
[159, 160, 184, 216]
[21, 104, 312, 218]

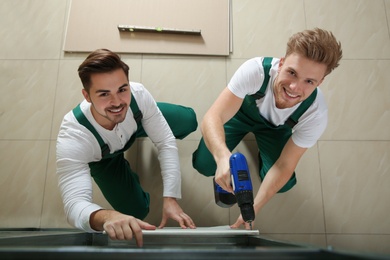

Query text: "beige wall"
[0, 0, 389, 257]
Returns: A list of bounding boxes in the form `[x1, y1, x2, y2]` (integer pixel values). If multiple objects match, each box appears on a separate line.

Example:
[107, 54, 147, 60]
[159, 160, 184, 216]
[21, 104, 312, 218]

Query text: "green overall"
[192, 57, 317, 193]
[72, 96, 197, 219]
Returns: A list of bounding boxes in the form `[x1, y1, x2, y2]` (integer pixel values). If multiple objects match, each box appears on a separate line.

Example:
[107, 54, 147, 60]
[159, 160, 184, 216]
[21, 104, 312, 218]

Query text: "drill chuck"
[235, 191, 255, 222]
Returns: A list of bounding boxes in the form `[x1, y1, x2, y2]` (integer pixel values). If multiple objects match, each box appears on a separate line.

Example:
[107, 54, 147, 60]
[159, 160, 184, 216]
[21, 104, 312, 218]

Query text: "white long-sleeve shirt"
[56, 82, 181, 232]
[228, 57, 328, 148]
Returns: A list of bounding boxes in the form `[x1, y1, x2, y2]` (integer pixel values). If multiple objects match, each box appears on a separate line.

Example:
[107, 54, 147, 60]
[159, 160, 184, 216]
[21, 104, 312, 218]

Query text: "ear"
[82, 89, 91, 103]
[278, 57, 285, 72]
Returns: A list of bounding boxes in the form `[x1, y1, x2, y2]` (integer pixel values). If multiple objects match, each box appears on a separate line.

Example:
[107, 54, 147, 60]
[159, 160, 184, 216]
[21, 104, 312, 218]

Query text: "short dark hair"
[78, 49, 129, 92]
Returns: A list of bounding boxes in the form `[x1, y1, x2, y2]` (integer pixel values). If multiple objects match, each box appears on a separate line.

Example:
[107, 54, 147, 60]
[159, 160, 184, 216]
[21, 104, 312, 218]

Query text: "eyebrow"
[94, 83, 129, 93]
[118, 83, 129, 90]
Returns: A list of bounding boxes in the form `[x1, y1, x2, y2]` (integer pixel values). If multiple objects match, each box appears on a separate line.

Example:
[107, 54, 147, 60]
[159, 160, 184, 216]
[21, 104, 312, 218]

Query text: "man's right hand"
[214, 153, 234, 193]
[91, 209, 156, 247]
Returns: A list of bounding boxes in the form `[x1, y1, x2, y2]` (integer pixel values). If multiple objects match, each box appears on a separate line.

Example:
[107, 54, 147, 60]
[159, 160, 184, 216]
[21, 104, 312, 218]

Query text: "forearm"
[253, 164, 294, 213]
[156, 141, 181, 198]
[142, 98, 183, 198]
[200, 87, 243, 161]
[200, 113, 230, 162]
[254, 138, 307, 213]
[57, 163, 103, 232]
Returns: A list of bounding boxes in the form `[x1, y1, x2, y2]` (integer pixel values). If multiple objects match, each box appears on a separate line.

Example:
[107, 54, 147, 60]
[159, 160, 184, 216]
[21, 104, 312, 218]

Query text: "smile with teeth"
[285, 89, 299, 98]
[108, 107, 124, 113]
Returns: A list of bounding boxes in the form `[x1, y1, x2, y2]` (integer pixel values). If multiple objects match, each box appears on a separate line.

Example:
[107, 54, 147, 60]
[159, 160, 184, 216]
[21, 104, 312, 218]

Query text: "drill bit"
[249, 221, 253, 230]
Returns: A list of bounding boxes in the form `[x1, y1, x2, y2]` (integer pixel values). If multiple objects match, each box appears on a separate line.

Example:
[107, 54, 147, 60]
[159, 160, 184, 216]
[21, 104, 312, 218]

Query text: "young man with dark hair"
[57, 49, 197, 247]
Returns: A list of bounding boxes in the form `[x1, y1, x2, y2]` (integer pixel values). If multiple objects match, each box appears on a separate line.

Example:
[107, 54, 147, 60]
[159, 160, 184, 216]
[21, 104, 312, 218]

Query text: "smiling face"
[82, 68, 131, 130]
[273, 53, 327, 109]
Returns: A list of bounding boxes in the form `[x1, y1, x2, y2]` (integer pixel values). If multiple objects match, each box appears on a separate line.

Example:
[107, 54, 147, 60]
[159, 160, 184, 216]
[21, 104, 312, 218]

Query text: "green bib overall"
[72, 96, 197, 219]
[193, 57, 317, 193]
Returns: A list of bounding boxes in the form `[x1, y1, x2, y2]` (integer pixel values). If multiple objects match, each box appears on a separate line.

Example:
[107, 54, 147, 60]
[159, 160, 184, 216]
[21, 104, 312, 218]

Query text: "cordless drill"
[213, 152, 255, 228]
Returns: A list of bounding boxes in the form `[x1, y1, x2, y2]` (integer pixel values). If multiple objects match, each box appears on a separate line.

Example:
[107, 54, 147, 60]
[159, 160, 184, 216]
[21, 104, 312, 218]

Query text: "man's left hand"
[230, 214, 254, 230]
[158, 197, 196, 229]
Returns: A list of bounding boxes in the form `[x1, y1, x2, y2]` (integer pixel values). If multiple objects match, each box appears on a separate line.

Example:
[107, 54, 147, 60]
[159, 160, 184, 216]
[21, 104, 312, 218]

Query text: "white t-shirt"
[228, 57, 328, 148]
[56, 82, 181, 232]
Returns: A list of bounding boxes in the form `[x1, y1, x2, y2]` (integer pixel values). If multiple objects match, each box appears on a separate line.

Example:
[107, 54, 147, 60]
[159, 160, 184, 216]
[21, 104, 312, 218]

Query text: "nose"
[289, 80, 300, 91]
[110, 94, 121, 106]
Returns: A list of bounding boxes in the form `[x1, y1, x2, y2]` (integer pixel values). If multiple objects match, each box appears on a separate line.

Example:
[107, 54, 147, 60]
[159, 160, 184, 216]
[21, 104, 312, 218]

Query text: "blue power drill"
[213, 152, 255, 228]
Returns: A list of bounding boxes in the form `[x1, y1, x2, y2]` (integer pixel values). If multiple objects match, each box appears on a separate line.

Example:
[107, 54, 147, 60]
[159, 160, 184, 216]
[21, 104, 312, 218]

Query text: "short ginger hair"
[286, 28, 343, 76]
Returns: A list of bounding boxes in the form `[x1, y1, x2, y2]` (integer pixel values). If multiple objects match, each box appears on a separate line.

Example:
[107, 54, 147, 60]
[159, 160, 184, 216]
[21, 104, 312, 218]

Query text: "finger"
[114, 227, 125, 240]
[122, 224, 134, 240]
[158, 216, 168, 229]
[103, 225, 115, 239]
[178, 212, 195, 228]
[105, 225, 124, 240]
[222, 177, 234, 193]
[185, 218, 196, 229]
[137, 219, 157, 230]
[182, 213, 196, 229]
[230, 219, 244, 229]
[134, 232, 143, 247]
[230, 222, 240, 229]
[130, 224, 143, 247]
[179, 219, 187, 229]
[142, 223, 157, 230]
[137, 219, 156, 230]
[165, 212, 191, 229]
[215, 176, 233, 193]
[221, 181, 234, 193]
[225, 185, 234, 193]
[167, 213, 187, 229]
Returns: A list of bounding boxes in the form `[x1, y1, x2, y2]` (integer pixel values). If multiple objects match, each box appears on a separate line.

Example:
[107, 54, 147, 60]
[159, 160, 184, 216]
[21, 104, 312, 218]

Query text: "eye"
[288, 70, 296, 76]
[99, 92, 109, 97]
[306, 79, 314, 85]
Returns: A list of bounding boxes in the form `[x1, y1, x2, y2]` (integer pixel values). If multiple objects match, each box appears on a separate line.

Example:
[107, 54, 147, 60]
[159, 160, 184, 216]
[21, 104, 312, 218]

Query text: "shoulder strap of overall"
[72, 94, 143, 157]
[250, 57, 273, 99]
[72, 104, 110, 157]
[130, 94, 143, 128]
